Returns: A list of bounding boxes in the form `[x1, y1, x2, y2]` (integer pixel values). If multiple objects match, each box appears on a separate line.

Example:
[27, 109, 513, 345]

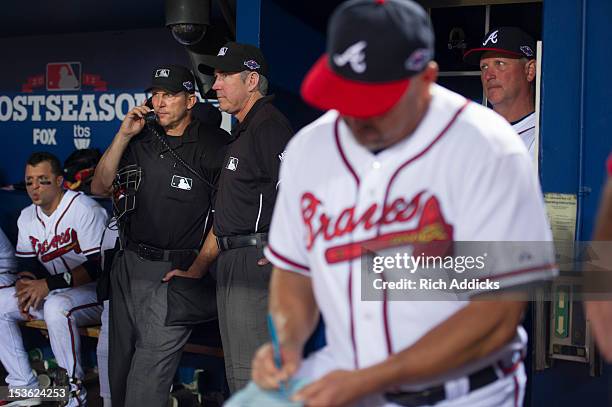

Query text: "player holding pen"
[247, 1, 557, 406]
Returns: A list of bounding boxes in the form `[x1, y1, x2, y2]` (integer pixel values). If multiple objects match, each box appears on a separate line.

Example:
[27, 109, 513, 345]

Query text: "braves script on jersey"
[16, 189, 108, 274]
[265, 85, 556, 402]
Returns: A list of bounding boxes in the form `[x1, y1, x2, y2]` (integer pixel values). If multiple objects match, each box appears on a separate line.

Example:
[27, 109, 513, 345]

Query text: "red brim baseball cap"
[299, 0, 433, 119]
[301, 54, 411, 119]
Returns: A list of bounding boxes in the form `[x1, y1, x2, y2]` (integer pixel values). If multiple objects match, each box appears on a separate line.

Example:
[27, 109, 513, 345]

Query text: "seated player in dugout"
[0, 151, 106, 407]
[464, 27, 537, 156]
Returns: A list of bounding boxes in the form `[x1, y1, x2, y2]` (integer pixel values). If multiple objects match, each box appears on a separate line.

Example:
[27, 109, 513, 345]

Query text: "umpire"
[164, 42, 294, 392]
[91, 64, 229, 407]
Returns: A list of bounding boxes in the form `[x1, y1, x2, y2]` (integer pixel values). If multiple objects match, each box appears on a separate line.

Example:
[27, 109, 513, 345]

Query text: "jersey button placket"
[364, 160, 383, 198]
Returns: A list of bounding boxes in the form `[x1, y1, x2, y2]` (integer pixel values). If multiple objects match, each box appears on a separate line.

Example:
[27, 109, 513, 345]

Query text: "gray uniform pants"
[216, 246, 271, 393]
[109, 249, 192, 407]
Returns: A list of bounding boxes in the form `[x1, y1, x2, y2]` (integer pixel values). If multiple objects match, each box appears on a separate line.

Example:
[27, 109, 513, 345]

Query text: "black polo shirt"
[213, 96, 293, 237]
[120, 118, 230, 249]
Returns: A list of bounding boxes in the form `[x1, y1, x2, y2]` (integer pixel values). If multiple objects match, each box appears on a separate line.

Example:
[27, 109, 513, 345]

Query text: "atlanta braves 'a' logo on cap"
[332, 41, 367, 74]
[483, 30, 499, 46]
[301, 0, 434, 118]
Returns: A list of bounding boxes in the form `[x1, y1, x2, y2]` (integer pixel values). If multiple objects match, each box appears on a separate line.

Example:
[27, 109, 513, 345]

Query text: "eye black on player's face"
[25, 161, 64, 211]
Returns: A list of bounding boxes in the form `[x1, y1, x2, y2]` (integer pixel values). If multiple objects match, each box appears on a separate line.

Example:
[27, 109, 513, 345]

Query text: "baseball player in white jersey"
[0, 152, 105, 407]
[0, 227, 17, 288]
[96, 224, 119, 407]
[510, 113, 536, 156]
[247, 1, 557, 406]
[463, 27, 537, 156]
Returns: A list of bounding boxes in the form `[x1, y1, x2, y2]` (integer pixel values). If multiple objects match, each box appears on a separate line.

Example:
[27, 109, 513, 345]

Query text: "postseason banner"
[0, 29, 189, 185]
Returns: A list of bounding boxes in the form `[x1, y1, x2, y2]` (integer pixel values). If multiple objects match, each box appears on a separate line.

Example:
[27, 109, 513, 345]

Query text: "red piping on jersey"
[65, 302, 100, 384]
[334, 117, 360, 187]
[348, 264, 358, 369]
[54, 192, 82, 236]
[488, 263, 557, 281]
[16, 251, 36, 256]
[381, 271, 392, 355]
[513, 374, 519, 407]
[82, 247, 101, 255]
[379, 99, 470, 356]
[35, 207, 45, 228]
[267, 245, 310, 272]
[334, 115, 361, 367]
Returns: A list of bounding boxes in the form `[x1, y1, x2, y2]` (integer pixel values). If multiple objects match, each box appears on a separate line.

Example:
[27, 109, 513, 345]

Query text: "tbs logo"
[73, 124, 91, 149]
[33, 128, 57, 145]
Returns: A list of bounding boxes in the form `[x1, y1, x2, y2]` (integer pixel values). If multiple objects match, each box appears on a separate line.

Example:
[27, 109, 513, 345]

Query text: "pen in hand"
[267, 313, 288, 396]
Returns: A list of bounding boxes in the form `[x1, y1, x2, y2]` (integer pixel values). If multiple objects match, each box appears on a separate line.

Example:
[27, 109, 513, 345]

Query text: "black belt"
[216, 233, 268, 251]
[126, 241, 197, 263]
[385, 365, 500, 407]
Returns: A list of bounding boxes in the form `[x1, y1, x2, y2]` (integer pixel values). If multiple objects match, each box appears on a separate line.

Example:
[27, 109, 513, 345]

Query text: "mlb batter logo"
[226, 157, 239, 171]
[171, 175, 192, 191]
[46, 62, 81, 91]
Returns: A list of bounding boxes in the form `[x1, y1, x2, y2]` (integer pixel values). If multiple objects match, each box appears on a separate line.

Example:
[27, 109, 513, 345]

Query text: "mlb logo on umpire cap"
[300, 0, 435, 118]
[46, 62, 81, 91]
[155, 69, 170, 78]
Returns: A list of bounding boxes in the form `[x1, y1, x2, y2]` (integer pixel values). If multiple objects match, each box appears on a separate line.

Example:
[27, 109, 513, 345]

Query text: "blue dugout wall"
[534, 0, 612, 405]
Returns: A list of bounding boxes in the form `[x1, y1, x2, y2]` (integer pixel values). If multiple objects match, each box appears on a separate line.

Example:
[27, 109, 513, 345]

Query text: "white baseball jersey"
[265, 85, 556, 404]
[1, 189, 106, 406]
[0, 227, 17, 286]
[511, 112, 536, 156]
[15, 189, 108, 274]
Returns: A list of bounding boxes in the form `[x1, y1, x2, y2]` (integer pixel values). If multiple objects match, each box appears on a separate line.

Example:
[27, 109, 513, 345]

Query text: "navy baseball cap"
[463, 27, 536, 65]
[198, 42, 269, 77]
[146, 64, 196, 94]
[301, 0, 434, 118]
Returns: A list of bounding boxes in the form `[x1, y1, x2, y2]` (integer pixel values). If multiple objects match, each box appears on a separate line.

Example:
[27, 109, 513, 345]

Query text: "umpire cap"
[146, 64, 196, 94]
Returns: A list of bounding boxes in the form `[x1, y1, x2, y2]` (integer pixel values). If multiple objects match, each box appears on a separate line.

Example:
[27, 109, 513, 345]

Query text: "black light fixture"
[165, 0, 211, 46]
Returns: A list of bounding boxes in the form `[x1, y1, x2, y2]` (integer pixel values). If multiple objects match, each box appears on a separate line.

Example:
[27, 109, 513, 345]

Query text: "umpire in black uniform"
[91, 64, 229, 407]
[164, 43, 293, 392]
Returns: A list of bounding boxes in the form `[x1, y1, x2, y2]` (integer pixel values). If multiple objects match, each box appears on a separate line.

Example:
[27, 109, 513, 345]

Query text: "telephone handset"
[144, 97, 158, 124]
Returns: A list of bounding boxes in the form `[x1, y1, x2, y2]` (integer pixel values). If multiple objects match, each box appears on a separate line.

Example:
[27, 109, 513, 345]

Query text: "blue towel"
[224, 379, 310, 407]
